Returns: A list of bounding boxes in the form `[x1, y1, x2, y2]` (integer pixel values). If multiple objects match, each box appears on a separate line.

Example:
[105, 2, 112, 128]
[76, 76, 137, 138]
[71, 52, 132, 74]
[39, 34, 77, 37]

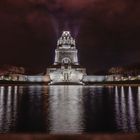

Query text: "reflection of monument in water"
[47, 31, 86, 85]
[48, 86, 84, 134]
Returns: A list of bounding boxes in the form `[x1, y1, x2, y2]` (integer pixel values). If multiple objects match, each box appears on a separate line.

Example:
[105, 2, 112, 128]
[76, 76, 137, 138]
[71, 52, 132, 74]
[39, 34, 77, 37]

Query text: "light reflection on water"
[0, 85, 140, 133]
[115, 86, 136, 132]
[0, 86, 18, 132]
[48, 86, 84, 134]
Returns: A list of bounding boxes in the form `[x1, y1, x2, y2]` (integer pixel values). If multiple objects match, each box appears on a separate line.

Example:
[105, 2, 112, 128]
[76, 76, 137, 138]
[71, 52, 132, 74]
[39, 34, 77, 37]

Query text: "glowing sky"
[0, 0, 140, 73]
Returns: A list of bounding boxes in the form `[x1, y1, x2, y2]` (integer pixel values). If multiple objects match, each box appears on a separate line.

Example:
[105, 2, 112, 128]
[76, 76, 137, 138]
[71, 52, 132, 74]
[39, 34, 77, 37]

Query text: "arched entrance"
[62, 57, 71, 65]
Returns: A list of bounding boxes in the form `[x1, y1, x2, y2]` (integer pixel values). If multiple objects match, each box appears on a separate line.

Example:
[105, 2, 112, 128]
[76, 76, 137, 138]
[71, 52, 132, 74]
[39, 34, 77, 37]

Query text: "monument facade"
[47, 31, 86, 85]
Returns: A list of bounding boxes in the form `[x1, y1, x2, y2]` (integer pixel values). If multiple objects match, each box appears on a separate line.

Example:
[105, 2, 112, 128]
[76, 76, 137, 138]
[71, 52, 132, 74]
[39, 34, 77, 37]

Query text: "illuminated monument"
[47, 31, 86, 85]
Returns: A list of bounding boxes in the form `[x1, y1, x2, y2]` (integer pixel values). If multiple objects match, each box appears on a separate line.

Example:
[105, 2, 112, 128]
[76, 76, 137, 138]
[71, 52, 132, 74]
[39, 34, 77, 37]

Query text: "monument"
[47, 31, 86, 85]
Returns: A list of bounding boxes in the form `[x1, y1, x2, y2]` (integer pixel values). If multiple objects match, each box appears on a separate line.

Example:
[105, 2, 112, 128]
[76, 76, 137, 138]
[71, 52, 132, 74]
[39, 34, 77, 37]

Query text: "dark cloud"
[0, 0, 140, 73]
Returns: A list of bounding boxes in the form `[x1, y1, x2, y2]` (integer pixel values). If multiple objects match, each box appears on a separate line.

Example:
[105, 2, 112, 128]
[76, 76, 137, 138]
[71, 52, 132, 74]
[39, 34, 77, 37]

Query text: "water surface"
[0, 85, 140, 134]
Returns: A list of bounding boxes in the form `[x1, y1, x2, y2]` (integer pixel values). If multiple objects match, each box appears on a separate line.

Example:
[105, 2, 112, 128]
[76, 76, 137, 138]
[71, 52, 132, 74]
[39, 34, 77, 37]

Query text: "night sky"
[0, 0, 140, 73]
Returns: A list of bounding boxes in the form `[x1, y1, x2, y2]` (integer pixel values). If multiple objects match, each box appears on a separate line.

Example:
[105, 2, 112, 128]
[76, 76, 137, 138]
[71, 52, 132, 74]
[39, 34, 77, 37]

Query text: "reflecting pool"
[0, 85, 140, 134]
